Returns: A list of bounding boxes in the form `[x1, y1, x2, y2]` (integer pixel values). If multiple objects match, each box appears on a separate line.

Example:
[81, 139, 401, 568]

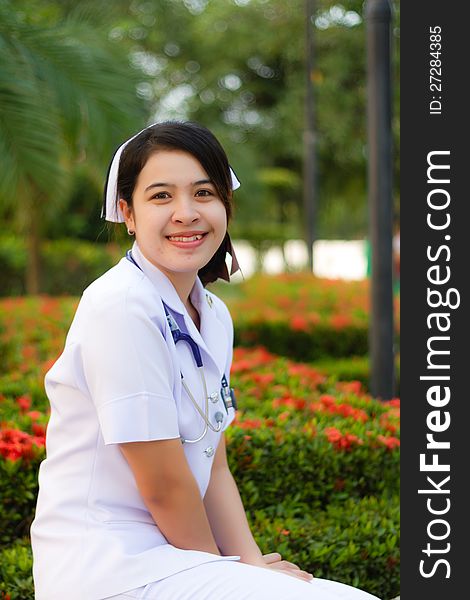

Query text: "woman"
[30, 121, 380, 600]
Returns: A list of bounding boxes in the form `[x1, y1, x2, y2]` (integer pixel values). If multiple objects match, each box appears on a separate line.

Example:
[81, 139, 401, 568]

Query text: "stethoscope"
[126, 250, 237, 444]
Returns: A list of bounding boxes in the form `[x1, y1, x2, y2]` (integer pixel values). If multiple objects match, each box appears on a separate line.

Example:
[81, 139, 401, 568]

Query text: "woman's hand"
[262, 552, 314, 583]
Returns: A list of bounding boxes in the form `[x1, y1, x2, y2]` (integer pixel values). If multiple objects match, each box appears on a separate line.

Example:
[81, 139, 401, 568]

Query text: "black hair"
[116, 121, 234, 285]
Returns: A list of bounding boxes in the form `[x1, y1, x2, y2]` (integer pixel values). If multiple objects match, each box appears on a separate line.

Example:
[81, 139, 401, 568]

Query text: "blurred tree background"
[0, 0, 400, 294]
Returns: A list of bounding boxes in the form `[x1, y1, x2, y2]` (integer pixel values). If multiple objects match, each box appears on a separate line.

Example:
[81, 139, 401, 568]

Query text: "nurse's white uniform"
[30, 242, 380, 600]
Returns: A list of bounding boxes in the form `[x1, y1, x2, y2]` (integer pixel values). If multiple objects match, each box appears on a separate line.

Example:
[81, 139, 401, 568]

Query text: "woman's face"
[119, 150, 227, 288]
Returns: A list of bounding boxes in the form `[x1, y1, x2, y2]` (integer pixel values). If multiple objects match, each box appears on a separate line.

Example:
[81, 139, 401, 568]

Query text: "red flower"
[290, 315, 309, 331]
[319, 394, 336, 406]
[32, 423, 46, 437]
[377, 435, 400, 450]
[329, 314, 352, 329]
[324, 427, 342, 443]
[27, 410, 42, 421]
[287, 363, 325, 387]
[0, 427, 40, 462]
[336, 380, 363, 396]
[251, 373, 275, 387]
[21, 344, 37, 360]
[236, 418, 264, 430]
[16, 395, 32, 413]
[324, 427, 363, 451]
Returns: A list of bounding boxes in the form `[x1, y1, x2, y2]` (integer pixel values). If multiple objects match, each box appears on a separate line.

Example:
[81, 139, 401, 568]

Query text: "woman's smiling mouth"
[166, 231, 209, 247]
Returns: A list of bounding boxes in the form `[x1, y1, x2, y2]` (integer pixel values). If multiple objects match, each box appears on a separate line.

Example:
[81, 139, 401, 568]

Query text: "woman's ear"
[119, 199, 135, 230]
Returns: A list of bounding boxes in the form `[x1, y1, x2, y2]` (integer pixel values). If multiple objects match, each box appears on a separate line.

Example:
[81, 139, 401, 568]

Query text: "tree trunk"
[25, 204, 41, 295]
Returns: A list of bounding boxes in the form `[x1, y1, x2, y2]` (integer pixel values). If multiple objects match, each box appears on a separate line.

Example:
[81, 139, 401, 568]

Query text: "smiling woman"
[118, 149, 228, 311]
[29, 121, 381, 600]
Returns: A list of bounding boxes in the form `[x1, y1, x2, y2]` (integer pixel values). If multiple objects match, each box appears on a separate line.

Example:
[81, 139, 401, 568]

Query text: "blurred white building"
[230, 239, 368, 281]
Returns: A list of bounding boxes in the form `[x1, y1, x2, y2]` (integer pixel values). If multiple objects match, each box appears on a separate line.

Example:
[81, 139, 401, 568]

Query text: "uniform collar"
[131, 241, 194, 316]
[129, 242, 228, 377]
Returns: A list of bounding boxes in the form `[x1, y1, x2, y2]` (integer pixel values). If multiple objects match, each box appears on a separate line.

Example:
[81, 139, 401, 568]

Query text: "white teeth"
[168, 234, 204, 242]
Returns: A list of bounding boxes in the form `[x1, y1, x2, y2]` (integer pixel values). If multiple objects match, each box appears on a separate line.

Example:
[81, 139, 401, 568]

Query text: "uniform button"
[206, 293, 213, 308]
[209, 391, 219, 403]
[204, 446, 215, 458]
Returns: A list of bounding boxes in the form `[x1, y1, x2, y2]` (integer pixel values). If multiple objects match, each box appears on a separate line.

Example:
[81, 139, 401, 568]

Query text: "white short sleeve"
[80, 286, 180, 445]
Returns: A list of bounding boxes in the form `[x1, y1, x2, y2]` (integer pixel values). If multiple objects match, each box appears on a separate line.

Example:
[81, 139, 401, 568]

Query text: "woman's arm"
[119, 438, 220, 555]
[203, 435, 265, 565]
[204, 436, 314, 582]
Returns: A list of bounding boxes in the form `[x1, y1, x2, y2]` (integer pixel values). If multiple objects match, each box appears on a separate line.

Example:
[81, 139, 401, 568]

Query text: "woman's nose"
[172, 197, 200, 223]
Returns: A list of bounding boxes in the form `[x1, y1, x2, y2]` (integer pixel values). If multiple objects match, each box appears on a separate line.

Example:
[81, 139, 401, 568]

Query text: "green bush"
[250, 495, 400, 600]
[0, 495, 399, 600]
[313, 355, 401, 395]
[0, 296, 400, 596]
[0, 236, 124, 297]
[0, 236, 28, 296]
[227, 422, 399, 515]
[0, 538, 34, 600]
[0, 453, 42, 545]
[234, 321, 370, 360]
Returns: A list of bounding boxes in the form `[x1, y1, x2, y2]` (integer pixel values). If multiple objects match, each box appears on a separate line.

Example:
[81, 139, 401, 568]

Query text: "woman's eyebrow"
[144, 179, 213, 192]
[144, 182, 172, 192]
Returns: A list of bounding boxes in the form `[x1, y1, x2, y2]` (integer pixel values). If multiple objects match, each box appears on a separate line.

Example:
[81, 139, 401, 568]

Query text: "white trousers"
[104, 560, 381, 600]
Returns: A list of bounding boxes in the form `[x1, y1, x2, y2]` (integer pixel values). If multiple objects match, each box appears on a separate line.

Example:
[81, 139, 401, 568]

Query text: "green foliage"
[0, 236, 124, 296]
[0, 538, 34, 600]
[0, 281, 399, 596]
[0, 1, 147, 215]
[2, 0, 400, 242]
[0, 494, 399, 600]
[0, 454, 42, 545]
[250, 496, 399, 599]
[227, 421, 399, 515]
[235, 320, 369, 360]
[314, 355, 401, 395]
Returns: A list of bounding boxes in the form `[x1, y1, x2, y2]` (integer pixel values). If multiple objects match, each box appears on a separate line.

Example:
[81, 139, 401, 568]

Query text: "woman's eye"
[195, 189, 213, 197]
[152, 192, 171, 200]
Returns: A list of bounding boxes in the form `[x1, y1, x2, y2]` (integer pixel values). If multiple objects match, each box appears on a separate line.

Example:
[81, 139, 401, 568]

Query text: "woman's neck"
[186, 297, 201, 331]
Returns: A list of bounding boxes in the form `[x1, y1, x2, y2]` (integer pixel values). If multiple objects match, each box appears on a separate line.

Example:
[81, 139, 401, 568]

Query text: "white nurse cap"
[101, 123, 241, 223]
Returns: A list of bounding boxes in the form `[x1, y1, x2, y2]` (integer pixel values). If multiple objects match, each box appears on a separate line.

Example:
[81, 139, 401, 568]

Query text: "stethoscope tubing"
[180, 368, 223, 444]
[125, 249, 224, 444]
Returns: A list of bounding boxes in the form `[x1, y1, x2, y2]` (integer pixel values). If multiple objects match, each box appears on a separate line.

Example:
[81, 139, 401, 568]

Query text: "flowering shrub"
[0, 296, 400, 597]
[225, 346, 399, 511]
[211, 274, 400, 362]
[217, 273, 400, 328]
[0, 428, 45, 462]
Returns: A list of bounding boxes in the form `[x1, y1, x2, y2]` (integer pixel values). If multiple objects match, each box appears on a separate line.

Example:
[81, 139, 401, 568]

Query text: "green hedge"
[1, 494, 399, 600]
[0, 294, 400, 597]
[234, 321, 370, 360]
[313, 355, 401, 395]
[227, 425, 399, 516]
[0, 538, 34, 600]
[250, 495, 399, 600]
[0, 236, 123, 296]
[0, 453, 42, 545]
[0, 407, 399, 547]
